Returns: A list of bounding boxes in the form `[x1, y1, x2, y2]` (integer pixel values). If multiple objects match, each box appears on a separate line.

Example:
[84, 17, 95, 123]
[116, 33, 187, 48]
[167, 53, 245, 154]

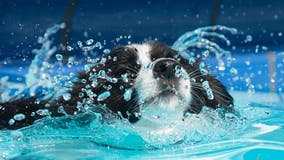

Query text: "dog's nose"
[153, 58, 180, 80]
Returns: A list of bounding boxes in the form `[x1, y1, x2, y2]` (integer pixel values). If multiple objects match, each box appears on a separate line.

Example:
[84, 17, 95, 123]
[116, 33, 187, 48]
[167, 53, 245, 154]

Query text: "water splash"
[25, 23, 66, 97]
[77, 39, 104, 54]
[172, 25, 237, 71]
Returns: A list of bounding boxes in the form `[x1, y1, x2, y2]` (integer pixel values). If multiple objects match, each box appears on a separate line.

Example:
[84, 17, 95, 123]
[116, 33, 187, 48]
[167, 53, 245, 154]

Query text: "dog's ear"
[191, 58, 234, 112]
[202, 75, 234, 112]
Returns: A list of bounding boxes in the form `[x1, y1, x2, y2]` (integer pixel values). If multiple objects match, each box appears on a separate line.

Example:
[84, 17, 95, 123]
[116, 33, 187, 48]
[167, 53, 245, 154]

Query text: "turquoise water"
[1, 92, 283, 159]
[0, 24, 284, 159]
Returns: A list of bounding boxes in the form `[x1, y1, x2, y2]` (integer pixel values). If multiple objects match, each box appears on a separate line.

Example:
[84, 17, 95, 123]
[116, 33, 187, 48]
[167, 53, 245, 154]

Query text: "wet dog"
[0, 41, 234, 130]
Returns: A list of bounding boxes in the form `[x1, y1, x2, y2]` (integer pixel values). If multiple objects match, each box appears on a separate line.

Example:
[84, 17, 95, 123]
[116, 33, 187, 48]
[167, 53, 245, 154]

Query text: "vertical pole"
[268, 51, 276, 93]
[61, 0, 79, 62]
[210, 0, 222, 25]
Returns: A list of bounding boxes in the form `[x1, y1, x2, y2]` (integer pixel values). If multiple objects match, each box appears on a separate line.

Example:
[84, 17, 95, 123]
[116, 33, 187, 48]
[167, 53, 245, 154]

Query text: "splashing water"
[26, 23, 66, 97]
[172, 25, 237, 71]
[0, 24, 283, 159]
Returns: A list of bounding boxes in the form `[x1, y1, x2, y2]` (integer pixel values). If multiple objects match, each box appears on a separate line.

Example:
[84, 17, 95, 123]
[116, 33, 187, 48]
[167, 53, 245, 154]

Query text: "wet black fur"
[0, 41, 234, 130]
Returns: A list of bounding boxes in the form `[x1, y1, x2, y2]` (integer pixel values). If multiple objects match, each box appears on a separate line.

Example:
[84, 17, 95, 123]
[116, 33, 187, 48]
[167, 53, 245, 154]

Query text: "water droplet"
[136, 59, 141, 65]
[36, 109, 50, 116]
[262, 46, 268, 51]
[67, 58, 74, 68]
[91, 80, 98, 88]
[34, 99, 40, 105]
[56, 54, 63, 61]
[134, 112, 141, 118]
[79, 92, 84, 98]
[152, 115, 160, 119]
[31, 112, 35, 117]
[110, 78, 118, 83]
[255, 45, 260, 53]
[95, 42, 103, 49]
[123, 89, 133, 101]
[121, 73, 129, 83]
[202, 50, 210, 58]
[18, 67, 23, 72]
[270, 78, 275, 83]
[13, 113, 26, 121]
[247, 84, 255, 95]
[77, 41, 83, 47]
[97, 91, 111, 101]
[199, 62, 209, 74]
[191, 78, 196, 83]
[66, 45, 74, 51]
[103, 49, 110, 54]
[86, 39, 94, 45]
[245, 35, 252, 42]
[81, 79, 87, 83]
[202, 81, 214, 100]
[105, 84, 112, 90]
[174, 65, 182, 77]
[8, 119, 15, 125]
[84, 31, 89, 37]
[245, 60, 250, 66]
[57, 106, 66, 114]
[97, 70, 118, 83]
[63, 93, 71, 101]
[230, 68, 238, 75]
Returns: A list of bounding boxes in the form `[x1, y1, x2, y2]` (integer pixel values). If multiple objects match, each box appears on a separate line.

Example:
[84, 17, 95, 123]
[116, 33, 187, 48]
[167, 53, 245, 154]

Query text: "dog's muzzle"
[152, 58, 181, 91]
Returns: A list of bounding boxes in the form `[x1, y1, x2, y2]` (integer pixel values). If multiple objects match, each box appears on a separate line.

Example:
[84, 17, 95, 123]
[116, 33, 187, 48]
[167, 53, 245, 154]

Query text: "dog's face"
[0, 41, 234, 130]
[74, 41, 234, 123]
[129, 42, 192, 121]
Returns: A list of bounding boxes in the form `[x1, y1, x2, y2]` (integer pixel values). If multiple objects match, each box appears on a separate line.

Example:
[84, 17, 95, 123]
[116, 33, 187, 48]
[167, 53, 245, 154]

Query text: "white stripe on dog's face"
[128, 42, 192, 118]
[129, 43, 159, 103]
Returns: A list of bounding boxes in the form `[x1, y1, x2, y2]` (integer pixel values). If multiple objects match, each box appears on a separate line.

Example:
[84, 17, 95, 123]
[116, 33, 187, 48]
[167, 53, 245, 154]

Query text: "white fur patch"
[129, 43, 152, 65]
[129, 43, 159, 103]
[128, 42, 192, 130]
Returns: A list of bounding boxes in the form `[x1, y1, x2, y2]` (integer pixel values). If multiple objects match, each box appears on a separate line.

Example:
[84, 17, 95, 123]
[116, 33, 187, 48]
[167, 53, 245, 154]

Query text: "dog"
[0, 41, 234, 130]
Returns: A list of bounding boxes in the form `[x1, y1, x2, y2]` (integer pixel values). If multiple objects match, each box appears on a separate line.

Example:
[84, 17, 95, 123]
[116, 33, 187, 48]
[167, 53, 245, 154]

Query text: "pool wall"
[0, 0, 284, 94]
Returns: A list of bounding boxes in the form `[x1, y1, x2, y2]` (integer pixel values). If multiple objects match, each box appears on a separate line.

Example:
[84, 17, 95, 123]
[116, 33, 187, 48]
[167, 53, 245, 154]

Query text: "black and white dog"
[0, 41, 234, 130]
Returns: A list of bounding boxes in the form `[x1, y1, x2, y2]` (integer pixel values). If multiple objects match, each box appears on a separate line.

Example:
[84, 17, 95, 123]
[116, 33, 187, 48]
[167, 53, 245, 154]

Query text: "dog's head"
[73, 41, 234, 123]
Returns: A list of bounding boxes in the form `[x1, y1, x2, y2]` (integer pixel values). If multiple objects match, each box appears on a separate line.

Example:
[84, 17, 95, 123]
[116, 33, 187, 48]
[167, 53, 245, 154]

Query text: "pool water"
[0, 92, 283, 159]
[0, 24, 284, 159]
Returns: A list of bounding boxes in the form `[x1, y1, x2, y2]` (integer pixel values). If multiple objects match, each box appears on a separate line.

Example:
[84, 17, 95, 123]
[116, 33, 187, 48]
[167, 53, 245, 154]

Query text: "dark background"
[1, 0, 284, 56]
[0, 0, 283, 93]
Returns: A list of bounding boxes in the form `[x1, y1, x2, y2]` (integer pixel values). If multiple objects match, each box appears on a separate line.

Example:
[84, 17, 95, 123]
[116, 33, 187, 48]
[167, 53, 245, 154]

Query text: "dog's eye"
[133, 47, 138, 52]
